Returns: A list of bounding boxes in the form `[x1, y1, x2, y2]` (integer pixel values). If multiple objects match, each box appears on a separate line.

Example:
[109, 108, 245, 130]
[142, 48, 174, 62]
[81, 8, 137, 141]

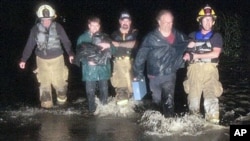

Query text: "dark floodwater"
[1, 27, 249, 140]
[0, 113, 230, 141]
[0, 62, 249, 141]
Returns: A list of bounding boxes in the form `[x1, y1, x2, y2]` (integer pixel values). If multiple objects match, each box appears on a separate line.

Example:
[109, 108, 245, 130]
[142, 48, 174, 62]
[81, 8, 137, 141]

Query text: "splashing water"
[139, 110, 227, 137]
[0, 96, 140, 119]
[94, 97, 140, 117]
[6, 106, 82, 117]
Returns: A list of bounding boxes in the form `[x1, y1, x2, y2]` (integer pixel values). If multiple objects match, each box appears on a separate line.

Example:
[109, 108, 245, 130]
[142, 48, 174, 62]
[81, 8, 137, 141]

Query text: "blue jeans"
[86, 80, 108, 112]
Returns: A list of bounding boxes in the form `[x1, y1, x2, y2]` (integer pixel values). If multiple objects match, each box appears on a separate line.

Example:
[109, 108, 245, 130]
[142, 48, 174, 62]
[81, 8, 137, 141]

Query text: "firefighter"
[19, 4, 74, 108]
[183, 4, 223, 124]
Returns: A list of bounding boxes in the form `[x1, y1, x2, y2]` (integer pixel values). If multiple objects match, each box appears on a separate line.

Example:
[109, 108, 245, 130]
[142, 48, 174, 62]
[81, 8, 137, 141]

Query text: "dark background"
[1, 0, 250, 108]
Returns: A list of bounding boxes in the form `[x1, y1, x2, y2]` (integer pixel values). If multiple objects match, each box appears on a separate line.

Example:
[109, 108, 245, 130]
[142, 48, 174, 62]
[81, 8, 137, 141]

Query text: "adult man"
[133, 10, 188, 117]
[75, 16, 112, 113]
[111, 11, 138, 104]
[19, 4, 74, 108]
[183, 4, 223, 124]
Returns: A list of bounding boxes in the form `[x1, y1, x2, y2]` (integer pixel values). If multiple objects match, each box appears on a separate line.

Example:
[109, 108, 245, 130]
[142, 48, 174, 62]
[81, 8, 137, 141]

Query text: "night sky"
[1, 0, 250, 102]
[2, 0, 249, 43]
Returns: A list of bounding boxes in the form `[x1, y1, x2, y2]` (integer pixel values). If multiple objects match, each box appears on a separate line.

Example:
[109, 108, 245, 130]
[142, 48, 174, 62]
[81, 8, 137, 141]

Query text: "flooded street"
[0, 110, 143, 141]
[0, 112, 229, 141]
[0, 63, 249, 141]
[0, 99, 229, 141]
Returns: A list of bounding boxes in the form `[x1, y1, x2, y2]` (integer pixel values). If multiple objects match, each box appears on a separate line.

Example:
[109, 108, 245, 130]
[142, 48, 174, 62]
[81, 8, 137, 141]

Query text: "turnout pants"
[111, 59, 133, 96]
[183, 63, 223, 122]
[35, 55, 69, 107]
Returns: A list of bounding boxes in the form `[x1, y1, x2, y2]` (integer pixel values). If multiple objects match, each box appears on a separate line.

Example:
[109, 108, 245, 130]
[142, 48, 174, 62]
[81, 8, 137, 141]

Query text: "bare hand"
[19, 61, 26, 69]
[112, 41, 120, 47]
[69, 56, 74, 64]
[183, 53, 190, 61]
[88, 61, 96, 66]
[187, 41, 195, 48]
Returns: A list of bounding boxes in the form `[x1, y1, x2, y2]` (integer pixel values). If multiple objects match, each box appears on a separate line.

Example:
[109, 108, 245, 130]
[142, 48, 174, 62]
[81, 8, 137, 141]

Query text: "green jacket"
[76, 31, 115, 81]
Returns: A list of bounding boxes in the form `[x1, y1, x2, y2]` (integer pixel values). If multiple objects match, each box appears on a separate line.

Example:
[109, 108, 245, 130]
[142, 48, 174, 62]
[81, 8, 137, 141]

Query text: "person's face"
[119, 18, 131, 30]
[41, 18, 52, 28]
[201, 16, 214, 31]
[158, 13, 173, 33]
[88, 21, 100, 34]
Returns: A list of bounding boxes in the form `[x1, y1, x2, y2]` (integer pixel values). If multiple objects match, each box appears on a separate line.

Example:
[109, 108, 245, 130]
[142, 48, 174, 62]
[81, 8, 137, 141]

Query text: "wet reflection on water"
[0, 62, 248, 141]
[0, 98, 230, 141]
[38, 114, 70, 141]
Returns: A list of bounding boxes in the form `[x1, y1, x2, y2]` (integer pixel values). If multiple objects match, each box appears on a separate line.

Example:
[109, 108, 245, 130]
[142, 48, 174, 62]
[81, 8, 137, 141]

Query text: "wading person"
[111, 11, 138, 105]
[183, 4, 223, 124]
[19, 4, 74, 108]
[133, 10, 188, 117]
[75, 16, 112, 113]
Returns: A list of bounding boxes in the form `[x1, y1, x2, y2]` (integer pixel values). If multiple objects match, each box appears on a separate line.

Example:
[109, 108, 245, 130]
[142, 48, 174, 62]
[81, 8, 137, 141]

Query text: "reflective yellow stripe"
[115, 56, 130, 60]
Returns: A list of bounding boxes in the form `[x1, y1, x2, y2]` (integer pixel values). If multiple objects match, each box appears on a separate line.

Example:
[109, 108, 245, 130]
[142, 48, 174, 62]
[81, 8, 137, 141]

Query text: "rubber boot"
[188, 97, 201, 116]
[162, 94, 174, 118]
[189, 110, 201, 116]
[116, 88, 129, 105]
[40, 91, 53, 108]
[204, 98, 220, 124]
[57, 87, 67, 105]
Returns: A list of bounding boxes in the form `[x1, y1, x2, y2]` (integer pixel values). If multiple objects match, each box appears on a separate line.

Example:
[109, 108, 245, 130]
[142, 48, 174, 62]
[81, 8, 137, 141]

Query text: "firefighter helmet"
[196, 4, 217, 22]
[36, 4, 56, 19]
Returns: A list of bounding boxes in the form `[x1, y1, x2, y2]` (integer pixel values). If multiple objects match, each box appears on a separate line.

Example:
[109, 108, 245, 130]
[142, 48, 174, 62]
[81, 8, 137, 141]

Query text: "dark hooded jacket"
[133, 28, 189, 79]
